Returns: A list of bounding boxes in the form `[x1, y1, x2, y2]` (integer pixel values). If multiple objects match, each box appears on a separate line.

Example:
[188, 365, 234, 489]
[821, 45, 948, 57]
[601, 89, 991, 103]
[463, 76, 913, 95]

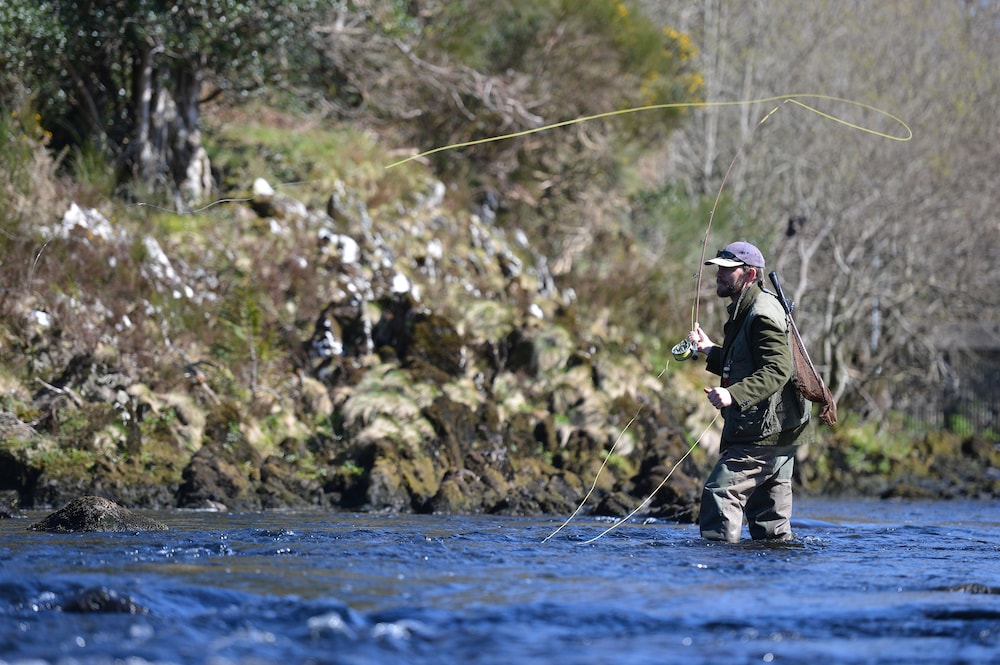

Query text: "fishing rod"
[583, 105, 779, 542]
[670, 102, 782, 364]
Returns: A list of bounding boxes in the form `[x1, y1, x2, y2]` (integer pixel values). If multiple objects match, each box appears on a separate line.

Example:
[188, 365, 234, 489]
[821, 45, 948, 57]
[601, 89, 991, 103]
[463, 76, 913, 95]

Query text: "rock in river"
[28, 496, 168, 533]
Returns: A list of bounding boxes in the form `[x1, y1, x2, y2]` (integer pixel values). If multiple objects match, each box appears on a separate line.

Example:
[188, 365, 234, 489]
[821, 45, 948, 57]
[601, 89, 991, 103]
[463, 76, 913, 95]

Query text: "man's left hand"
[704, 386, 733, 409]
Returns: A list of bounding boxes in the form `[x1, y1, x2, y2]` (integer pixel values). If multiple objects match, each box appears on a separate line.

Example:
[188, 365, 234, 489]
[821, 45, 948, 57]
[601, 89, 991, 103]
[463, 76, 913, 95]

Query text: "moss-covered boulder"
[28, 496, 167, 532]
[428, 457, 511, 514]
[175, 402, 262, 511]
[176, 442, 259, 511]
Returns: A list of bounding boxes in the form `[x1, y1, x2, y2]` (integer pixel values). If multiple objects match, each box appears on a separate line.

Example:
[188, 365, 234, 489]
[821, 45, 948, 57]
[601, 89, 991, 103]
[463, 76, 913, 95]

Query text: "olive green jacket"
[704, 284, 811, 446]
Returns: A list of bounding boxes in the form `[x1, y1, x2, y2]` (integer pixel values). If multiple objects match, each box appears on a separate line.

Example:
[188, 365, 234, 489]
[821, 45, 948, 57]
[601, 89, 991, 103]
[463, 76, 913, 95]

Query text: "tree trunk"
[133, 44, 159, 188]
[130, 51, 213, 208]
[169, 59, 214, 206]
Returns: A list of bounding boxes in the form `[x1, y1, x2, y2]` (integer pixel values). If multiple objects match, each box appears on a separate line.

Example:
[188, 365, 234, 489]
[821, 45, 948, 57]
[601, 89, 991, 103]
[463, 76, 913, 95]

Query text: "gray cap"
[705, 241, 765, 268]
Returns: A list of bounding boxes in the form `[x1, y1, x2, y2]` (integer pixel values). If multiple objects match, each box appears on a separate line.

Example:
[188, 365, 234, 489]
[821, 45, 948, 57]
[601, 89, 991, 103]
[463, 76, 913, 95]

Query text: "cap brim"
[705, 257, 744, 267]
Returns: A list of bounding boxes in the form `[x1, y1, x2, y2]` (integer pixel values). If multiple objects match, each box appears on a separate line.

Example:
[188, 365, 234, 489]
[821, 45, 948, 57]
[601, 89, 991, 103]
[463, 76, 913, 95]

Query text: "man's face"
[715, 265, 752, 298]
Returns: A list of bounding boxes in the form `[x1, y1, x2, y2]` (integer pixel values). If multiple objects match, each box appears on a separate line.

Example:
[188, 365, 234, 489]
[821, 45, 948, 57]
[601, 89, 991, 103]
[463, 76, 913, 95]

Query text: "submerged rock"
[0, 489, 20, 518]
[936, 583, 998, 595]
[28, 496, 168, 533]
[63, 586, 150, 614]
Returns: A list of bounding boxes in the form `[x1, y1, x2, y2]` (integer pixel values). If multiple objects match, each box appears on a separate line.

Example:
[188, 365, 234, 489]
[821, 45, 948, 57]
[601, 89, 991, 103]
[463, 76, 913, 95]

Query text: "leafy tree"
[0, 0, 331, 206]
[319, 0, 704, 283]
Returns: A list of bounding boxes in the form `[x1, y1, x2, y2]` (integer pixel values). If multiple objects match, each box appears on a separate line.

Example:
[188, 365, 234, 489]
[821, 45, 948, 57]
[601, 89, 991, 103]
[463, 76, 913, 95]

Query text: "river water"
[1, 498, 998, 665]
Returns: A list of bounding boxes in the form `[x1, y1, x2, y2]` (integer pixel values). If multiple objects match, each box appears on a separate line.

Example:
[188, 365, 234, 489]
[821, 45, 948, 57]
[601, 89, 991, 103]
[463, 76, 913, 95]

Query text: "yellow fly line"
[384, 93, 912, 170]
[541, 360, 672, 544]
[579, 412, 720, 545]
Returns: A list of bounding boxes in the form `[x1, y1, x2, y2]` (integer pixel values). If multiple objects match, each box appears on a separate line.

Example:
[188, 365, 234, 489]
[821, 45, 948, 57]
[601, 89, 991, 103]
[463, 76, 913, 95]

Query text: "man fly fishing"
[686, 241, 813, 543]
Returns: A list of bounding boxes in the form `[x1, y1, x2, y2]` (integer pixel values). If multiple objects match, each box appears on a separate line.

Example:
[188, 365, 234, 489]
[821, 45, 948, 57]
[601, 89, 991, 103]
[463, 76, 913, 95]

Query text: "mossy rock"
[364, 458, 413, 512]
[405, 312, 465, 377]
[29, 496, 168, 533]
[421, 395, 477, 466]
[258, 455, 324, 509]
[398, 455, 445, 510]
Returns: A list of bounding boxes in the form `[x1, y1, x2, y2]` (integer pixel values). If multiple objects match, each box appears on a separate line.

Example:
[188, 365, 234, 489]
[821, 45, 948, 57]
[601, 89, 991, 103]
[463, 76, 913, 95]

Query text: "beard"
[715, 270, 752, 298]
[716, 278, 742, 298]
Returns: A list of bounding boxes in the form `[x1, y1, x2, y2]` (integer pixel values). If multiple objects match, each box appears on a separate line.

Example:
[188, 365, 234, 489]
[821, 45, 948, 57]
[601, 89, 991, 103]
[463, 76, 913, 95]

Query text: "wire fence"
[930, 350, 1000, 437]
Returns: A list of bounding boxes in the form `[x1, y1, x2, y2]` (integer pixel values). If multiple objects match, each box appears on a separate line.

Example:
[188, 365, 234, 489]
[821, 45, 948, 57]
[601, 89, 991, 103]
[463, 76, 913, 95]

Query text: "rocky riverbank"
[0, 171, 714, 521]
[1, 170, 997, 522]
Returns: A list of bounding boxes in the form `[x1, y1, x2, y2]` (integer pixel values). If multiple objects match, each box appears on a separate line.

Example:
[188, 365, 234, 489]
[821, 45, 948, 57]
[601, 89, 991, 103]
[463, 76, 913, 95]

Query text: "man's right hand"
[688, 323, 714, 354]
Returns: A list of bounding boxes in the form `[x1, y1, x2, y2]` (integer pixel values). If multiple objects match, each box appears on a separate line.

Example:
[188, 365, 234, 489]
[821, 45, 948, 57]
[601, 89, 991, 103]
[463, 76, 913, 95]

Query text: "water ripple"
[1, 500, 998, 664]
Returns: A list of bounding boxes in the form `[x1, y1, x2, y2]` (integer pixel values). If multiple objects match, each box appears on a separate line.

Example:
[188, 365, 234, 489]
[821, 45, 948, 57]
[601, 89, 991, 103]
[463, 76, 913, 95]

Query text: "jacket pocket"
[725, 400, 771, 441]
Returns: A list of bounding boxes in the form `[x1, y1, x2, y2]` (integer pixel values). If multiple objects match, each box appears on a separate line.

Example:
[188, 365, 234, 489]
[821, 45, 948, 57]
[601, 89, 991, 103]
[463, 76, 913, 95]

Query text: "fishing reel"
[671, 338, 697, 361]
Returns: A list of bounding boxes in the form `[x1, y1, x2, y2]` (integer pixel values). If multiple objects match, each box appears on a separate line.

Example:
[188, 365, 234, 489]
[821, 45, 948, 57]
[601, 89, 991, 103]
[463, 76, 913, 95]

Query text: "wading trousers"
[699, 443, 798, 543]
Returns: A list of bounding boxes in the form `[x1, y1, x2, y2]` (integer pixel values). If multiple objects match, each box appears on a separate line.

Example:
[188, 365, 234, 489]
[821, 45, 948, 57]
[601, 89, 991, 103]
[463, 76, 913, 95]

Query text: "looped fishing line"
[385, 93, 911, 170]
[540, 387, 718, 544]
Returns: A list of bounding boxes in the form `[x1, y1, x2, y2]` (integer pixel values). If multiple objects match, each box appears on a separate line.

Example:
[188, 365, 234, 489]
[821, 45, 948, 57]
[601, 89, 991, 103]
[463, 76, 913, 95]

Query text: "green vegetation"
[0, 2, 994, 511]
[0, 1, 332, 198]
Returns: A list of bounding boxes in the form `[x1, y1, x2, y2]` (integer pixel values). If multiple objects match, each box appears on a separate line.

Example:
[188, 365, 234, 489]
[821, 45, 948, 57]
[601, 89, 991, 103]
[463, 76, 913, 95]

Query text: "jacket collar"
[727, 282, 762, 322]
